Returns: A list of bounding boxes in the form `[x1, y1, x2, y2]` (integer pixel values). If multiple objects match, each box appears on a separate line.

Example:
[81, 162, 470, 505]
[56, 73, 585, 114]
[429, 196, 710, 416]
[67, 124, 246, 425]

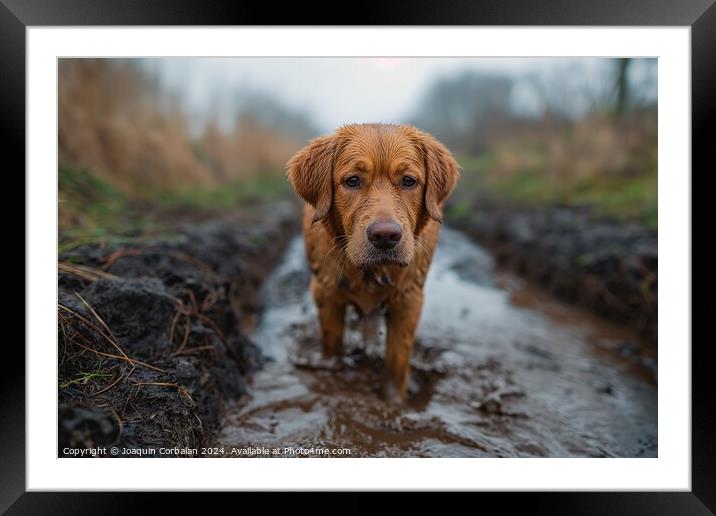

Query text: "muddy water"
[217, 228, 657, 457]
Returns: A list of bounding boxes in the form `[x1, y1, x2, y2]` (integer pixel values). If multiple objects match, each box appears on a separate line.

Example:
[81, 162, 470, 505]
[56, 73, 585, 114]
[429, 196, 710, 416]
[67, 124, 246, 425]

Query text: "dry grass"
[59, 59, 307, 196]
[58, 302, 167, 375]
[455, 110, 658, 226]
[59, 60, 214, 192]
[490, 111, 657, 184]
[58, 262, 119, 282]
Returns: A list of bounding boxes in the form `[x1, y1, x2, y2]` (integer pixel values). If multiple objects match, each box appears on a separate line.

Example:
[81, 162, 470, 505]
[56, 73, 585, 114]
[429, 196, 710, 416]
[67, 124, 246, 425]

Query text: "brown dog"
[287, 123, 459, 401]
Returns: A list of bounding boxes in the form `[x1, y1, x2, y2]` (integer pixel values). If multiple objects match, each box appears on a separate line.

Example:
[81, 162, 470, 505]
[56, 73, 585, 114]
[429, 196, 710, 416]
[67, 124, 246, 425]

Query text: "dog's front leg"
[384, 290, 423, 401]
[311, 277, 346, 358]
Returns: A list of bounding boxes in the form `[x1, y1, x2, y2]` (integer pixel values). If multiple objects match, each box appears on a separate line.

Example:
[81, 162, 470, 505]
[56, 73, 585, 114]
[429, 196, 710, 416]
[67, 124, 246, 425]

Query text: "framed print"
[6, 0, 711, 511]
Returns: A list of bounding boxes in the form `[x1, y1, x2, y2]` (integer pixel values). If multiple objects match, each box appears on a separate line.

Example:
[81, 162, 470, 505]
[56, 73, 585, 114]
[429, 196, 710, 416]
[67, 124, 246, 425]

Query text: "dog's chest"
[336, 267, 398, 316]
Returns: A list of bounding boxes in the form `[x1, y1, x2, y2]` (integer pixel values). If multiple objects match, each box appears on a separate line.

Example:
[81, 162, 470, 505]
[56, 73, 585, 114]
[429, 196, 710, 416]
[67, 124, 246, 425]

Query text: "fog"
[143, 57, 657, 135]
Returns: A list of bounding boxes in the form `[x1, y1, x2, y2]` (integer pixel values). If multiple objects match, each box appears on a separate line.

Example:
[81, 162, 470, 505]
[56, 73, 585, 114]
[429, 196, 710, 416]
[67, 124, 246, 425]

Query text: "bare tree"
[614, 58, 632, 117]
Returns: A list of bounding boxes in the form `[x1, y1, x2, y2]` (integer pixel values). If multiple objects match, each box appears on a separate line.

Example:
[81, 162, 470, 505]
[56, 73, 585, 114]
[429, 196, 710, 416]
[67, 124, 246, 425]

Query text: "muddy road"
[217, 227, 657, 458]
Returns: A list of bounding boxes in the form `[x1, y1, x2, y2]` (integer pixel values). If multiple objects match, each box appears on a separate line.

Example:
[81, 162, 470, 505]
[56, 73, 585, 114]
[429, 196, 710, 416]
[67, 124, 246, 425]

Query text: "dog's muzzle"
[366, 220, 402, 250]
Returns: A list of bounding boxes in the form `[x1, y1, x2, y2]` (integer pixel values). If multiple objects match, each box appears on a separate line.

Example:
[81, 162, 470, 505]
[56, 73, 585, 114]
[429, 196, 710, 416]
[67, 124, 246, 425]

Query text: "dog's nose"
[367, 220, 402, 249]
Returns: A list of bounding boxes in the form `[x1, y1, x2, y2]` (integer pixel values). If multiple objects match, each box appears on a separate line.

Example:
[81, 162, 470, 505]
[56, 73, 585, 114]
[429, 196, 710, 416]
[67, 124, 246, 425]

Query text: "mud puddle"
[217, 227, 657, 457]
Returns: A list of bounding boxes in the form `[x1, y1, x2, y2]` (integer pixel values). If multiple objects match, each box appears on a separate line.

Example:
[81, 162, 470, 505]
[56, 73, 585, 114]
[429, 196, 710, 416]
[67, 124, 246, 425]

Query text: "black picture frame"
[5, 0, 710, 511]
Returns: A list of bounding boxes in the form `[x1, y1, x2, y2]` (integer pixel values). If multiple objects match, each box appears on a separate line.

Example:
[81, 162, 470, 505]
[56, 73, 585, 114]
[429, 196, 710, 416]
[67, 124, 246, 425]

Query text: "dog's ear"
[417, 132, 460, 223]
[287, 135, 337, 224]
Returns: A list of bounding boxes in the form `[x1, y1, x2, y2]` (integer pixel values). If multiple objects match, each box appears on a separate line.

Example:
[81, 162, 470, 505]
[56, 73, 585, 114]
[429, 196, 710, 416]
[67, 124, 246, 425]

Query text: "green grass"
[59, 166, 154, 253]
[455, 153, 658, 229]
[59, 165, 129, 220]
[446, 200, 471, 222]
[151, 173, 291, 210]
[60, 369, 113, 389]
[59, 167, 294, 253]
[568, 171, 658, 228]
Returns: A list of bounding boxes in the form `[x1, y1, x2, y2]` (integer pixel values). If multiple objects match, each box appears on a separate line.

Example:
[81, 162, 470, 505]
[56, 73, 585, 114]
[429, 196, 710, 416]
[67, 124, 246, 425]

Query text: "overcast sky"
[142, 57, 655, 134]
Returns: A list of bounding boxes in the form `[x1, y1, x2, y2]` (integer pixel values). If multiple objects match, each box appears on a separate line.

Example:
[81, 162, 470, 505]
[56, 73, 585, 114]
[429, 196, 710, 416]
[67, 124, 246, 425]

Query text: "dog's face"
[288, 124, 458, 268]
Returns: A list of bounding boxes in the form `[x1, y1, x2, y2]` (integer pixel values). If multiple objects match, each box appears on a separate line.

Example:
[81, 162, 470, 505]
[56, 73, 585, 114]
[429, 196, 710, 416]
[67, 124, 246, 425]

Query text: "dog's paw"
[381, 379, 406, 405]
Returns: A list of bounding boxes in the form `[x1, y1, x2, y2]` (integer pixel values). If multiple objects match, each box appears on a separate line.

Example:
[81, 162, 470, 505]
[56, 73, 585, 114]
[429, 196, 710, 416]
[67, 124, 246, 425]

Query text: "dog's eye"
[401, 176, 417, 188]
[344, 176, 360, 188]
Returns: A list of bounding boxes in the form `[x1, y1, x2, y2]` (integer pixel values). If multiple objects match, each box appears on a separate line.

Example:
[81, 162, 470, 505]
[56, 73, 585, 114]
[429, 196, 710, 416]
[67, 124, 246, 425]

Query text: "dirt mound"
[449, 198, 657, 343]
[58, 202, 298, 456]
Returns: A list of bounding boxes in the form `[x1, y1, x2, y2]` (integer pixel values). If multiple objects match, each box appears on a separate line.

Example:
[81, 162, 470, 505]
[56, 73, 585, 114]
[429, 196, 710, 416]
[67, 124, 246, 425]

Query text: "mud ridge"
[448, 197, 657, 344]
[57, 202, 299, 456]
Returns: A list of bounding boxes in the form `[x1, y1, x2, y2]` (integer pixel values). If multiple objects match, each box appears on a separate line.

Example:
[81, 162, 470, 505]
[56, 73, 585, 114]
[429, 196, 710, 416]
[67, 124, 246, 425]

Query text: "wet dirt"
[57, 204, 298, 455]
[448, 199, 658, 343]
[217, 227, 657, 457]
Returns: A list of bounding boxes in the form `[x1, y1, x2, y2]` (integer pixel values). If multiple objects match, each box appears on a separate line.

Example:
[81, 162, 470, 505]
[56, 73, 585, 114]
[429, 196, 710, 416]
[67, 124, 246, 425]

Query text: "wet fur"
[287, 123, 459, 401]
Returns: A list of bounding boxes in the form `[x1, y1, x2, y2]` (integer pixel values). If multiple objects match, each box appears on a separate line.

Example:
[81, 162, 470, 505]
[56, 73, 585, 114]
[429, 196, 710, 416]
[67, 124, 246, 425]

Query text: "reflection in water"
[217, 228, 657, 457]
